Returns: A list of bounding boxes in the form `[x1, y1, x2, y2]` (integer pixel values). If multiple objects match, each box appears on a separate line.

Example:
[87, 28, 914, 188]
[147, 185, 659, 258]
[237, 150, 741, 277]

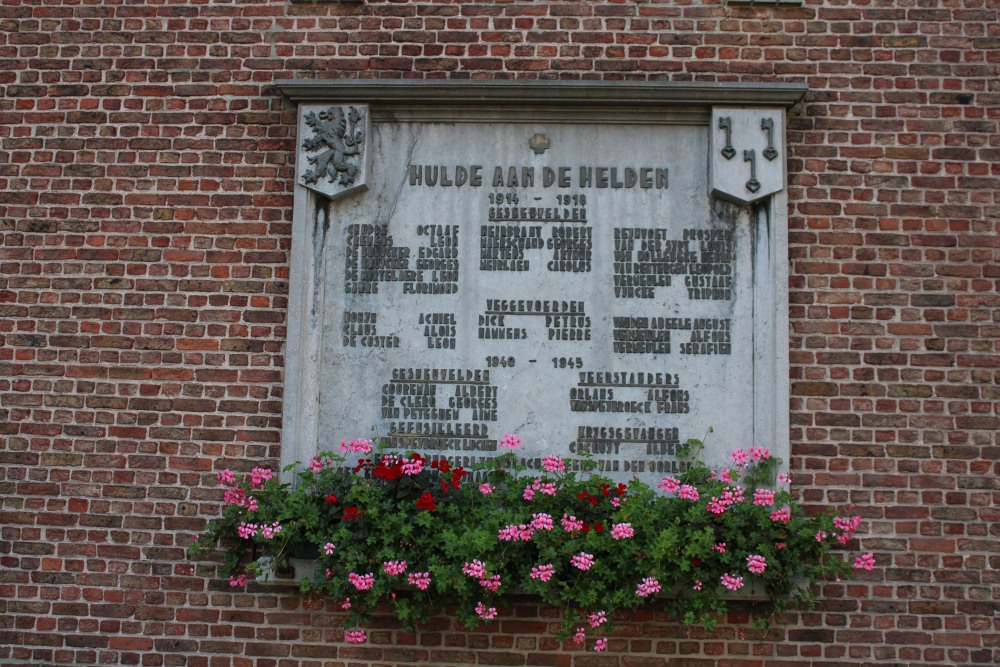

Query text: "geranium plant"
[189, 434, 869, 650]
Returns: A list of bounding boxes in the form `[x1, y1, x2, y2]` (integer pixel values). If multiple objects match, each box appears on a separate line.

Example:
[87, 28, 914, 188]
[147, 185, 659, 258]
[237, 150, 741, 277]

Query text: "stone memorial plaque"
[279, 83, 795, 485]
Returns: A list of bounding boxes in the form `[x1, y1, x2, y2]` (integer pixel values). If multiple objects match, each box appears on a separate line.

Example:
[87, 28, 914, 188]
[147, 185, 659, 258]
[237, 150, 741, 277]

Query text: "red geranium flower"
[374, 460, 403, 481]
[594, 521, 605, 533]
[416, 493, 436, 511]
[342, 506, 364, 521]
[325, 494, 338, 503]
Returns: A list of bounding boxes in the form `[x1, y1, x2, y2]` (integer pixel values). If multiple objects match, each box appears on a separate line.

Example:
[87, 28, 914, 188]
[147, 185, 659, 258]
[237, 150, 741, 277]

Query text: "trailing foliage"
[189, 435, 868, 650]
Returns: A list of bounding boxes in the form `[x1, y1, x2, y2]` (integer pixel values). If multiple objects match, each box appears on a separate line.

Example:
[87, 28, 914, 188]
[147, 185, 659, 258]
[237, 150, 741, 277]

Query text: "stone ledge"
[275, 80, 809, 109]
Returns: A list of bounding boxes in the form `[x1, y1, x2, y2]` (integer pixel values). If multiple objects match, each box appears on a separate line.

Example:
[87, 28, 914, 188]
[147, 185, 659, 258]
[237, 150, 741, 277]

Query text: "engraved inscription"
[548, 225, 592, 273]
[311, 121, 758, 486]
[479, 224, 543, 271]
[420, 312, 457, 349]
[346, 223, 459, 295]
[570, 426, 690, 476]
[345, 224, 413, 294]
[570, 371, 689, 415]
[613, 228, 694, 299]
[680, 318, 731, 355]
[381, 368, 498, 450]
[342, 311, 400, 348]
[682, 229, 734, 301]
[612, 316, 674, 355]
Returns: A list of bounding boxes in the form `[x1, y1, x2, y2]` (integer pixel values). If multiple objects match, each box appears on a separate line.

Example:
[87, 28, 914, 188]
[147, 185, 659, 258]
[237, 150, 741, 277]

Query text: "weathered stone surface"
[283, 92, 788, 485]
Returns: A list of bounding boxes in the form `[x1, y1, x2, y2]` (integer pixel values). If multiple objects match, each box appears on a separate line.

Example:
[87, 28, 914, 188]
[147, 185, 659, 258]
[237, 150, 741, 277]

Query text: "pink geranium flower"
[348, 572, 374, 590]
[746, 554, 767, 574]
[401, 458, 424, 475]
[462, 560, 487, 579]
[658, 475, 680, 493]
[408, 571, 431, 590]
[854, 552, 875, 571]
[382, 560, 407, 576]
[479, 574, 501, 592]
[340, 438, 373, 454]
[250, 468, 272, 489]
[536, 480, 557, 496]
[611, 523, 634, 540]
[678, 485, 699, 501]
[237, 522, 258, 539]
[635, 577, 661, 597]
[499, 433, 522, 449]
[561, 514, 584, 532]
[542, 455, 565, 472]
[730, 448, 750, 468]
[498, 524, 534, 542]
[475, 601, 497, 620]
[834, 515, 862, 544]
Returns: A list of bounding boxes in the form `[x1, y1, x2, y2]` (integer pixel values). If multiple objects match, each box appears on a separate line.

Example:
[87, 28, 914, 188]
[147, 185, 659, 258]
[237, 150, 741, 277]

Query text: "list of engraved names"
[319, 122, 752, 484]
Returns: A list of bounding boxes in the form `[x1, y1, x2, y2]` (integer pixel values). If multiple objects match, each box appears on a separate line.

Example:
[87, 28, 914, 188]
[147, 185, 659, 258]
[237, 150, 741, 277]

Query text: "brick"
[792, 382, 838, 396]
[1, 4, 997, 667]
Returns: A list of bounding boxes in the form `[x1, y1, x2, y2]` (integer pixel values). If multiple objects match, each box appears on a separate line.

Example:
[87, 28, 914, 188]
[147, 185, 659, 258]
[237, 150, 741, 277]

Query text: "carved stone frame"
[275, 80, 805, 475]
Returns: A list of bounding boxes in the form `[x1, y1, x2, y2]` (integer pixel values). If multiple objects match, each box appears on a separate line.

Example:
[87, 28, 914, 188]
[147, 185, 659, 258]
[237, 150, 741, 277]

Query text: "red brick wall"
[1, 0, 998, 665]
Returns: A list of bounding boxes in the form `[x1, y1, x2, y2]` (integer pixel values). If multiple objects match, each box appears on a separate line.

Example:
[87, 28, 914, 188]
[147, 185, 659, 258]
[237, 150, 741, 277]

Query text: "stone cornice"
[275, 79, 808, 109]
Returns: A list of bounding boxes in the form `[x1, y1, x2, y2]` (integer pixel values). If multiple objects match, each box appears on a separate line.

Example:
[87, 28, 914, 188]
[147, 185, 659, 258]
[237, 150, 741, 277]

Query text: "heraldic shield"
[710, 108, 785, 206]
[296, 103, 371, 200]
